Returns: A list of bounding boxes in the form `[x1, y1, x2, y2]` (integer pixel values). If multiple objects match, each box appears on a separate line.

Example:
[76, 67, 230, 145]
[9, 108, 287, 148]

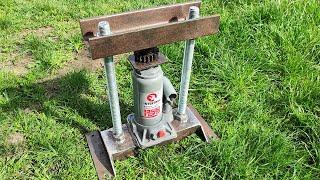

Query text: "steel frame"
[80, 1, 220, 179]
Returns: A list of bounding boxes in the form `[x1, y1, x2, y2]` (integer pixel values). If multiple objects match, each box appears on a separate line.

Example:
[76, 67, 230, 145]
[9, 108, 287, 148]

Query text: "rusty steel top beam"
[89, 15, 220, 59]
[79, 1, 220, 59]
[79, 1, 201, 37]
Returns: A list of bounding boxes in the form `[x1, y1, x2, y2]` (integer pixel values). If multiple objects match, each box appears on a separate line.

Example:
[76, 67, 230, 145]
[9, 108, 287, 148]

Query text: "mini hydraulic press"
[79, 1, 220, 179]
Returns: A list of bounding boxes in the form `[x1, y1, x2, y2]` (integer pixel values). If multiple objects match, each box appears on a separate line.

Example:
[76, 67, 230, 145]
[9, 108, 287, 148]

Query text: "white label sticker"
[143, 92, 161, 118]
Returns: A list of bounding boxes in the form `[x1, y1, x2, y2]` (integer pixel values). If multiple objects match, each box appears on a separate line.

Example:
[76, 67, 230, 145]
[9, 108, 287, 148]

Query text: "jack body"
[128, 48, 178, 148]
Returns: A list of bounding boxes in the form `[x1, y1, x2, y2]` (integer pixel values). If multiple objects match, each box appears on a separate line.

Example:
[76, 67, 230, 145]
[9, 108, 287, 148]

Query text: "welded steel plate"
[85, 105, 218, 179]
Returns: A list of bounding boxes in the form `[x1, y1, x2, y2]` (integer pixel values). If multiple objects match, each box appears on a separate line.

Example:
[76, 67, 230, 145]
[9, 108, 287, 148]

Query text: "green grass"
[1, 0, 320, 179]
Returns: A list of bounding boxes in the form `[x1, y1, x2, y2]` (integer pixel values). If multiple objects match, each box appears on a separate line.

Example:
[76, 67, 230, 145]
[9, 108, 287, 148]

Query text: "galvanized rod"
[98, 21, 124, 142]
[177, 6, 200, 121]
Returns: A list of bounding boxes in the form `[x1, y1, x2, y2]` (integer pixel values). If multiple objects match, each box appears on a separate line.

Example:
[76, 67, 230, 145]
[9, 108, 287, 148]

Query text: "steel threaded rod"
[177, 6, 200, 122]
[98, 21, 124, 143]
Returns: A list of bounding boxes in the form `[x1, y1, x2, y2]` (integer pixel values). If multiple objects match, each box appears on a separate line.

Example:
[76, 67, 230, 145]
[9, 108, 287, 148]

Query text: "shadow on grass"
[1, 70, 133, 134]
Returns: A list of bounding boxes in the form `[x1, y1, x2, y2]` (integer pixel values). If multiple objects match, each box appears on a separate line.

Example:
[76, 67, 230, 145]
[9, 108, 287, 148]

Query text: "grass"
[0, 0, 319, 179]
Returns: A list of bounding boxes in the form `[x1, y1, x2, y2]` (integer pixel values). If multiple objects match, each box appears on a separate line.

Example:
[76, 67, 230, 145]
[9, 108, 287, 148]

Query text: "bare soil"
[6, 132, 25, 145]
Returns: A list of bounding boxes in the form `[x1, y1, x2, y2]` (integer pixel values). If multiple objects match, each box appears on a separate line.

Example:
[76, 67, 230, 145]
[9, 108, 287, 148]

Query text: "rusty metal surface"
[128, 52, 167, 71]
[100, 124, 137, 161]
[79, 1, 201, 38]
[85, 131, 115, 180]
[87, 105, 218, 178]
[188, 105, 220, 142]
[88, 15, 220, 59]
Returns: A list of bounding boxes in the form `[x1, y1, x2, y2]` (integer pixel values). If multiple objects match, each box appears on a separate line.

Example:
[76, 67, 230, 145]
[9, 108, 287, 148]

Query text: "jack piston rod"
[99, 21, 124, 142]
[177, 6, 200, 122]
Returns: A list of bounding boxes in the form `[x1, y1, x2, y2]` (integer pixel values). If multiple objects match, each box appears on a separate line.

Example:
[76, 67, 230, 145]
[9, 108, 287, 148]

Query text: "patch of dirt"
[1, 26, 124, 77]
[0, 53, 32, 75]
[37, 48, 103, 97]
[6, 132, 25, 145]
[40, 48, 124, 81]
[36, 48, 125, 98]
[61, 48, 104, 75]
[20, 26, 53, 38]
[40, 48, 104, 82]
[1, 26, 54, 76]
[23, 102, 43, 113]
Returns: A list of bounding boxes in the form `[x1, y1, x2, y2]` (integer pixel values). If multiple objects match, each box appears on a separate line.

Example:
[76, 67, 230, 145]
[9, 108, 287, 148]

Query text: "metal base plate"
[85, 104, 218, 179]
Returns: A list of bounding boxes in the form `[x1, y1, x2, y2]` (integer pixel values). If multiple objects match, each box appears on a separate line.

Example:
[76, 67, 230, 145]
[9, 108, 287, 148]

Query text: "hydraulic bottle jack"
[79, 1, 220, 179]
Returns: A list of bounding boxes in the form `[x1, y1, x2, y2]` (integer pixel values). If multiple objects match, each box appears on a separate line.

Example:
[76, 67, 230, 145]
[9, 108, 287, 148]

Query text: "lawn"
[0, 0, 319, 179]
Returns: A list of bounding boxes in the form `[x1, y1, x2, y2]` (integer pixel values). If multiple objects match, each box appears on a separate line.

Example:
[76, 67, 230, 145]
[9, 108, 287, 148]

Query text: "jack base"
[85, 104, 219, 179]
[127, 113, 177, 149]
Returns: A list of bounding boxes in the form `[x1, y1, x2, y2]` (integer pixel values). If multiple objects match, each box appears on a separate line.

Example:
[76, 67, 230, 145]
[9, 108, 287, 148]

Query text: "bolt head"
[98, 21, 111, 36]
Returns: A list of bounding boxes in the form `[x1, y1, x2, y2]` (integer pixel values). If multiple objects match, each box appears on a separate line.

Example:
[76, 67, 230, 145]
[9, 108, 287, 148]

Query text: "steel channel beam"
[79, 1, 201, 37]
[88, 15, 220, 59]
